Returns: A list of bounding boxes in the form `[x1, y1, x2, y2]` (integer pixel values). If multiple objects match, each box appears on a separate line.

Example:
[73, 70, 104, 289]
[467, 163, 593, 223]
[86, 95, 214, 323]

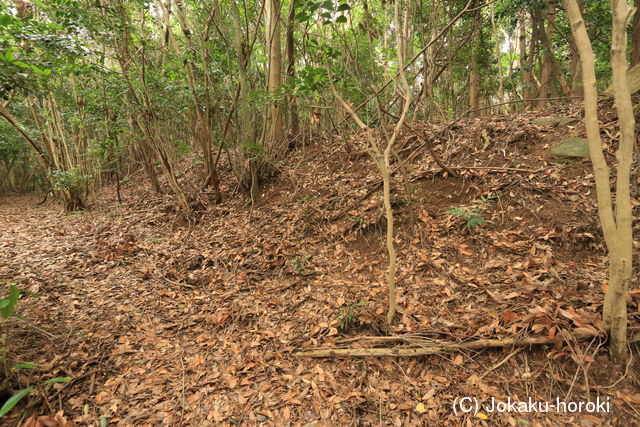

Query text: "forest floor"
[1, 105, 640, 426]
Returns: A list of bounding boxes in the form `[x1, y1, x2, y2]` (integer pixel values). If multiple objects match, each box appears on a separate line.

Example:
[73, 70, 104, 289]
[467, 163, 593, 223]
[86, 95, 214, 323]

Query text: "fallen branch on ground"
[455, 165, 545, 172]
[411, 165, 544, 182]
[296, 336, 555, 357]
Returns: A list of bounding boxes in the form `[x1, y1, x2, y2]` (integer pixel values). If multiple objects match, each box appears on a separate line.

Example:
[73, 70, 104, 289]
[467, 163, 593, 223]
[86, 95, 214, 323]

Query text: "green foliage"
[0, 375, 72, 418]
[293, 0, 351, 25]
[446, 194, 498, 230]
[11, 363, 37, 371]
[291, 255, 310, 273]
[0, 0, 622, 208]
[48, 168, 91, 192]
[240, 142, 265, 161]
[477, 194, 499, 205]
[349, 215, 368, 230]
[0, 282, 49, 419]
[446, 207, 486, 230]
[0, 284, 21, 319]
[289, 66, 328, 95]
[175, 140, 192, 156]
[336, 300, 365, 331]
[0, 387, 34, 417]
[0, 1, 88, 98]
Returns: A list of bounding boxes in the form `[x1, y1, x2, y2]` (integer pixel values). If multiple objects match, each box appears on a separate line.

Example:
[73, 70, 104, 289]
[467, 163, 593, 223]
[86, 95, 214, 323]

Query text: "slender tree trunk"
[568, 2, 584, 97]
[537, 4, 556, 108]
[518, 16, 532, 109]
[563, 0, 634, 364]
[170, 0, 220, 199]
[607, 0, 634, 364]
[632, 0, 640, 66]
[491, 3, 505, 113]
[468, 2, 481, 116]
[265, 0, 283, 155]
[285, 0, 299, 139]
[230, 0, 255, 196]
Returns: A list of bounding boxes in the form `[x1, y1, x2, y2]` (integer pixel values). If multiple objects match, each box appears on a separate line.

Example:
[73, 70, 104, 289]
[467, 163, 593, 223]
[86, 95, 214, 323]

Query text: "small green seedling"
[291, 255, 309, 273]
[477, 194, 499, 205]
[349, 216, 367, 229]
[446, 194, 497, 230]
[337, 301, 365, 331]
[445, 207, 486, 230]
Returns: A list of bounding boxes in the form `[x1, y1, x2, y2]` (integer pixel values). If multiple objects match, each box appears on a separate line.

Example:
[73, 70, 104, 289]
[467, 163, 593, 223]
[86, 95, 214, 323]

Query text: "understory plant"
[336, 301, 366, 331]
[445, 206, 487, 230]
[446, 194, 498, 230]
[0, 282, 71, 418]
[0, 375, 73, 418]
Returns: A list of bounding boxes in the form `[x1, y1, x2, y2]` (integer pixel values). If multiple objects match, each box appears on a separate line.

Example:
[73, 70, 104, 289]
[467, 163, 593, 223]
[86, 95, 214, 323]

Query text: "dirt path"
[1, 195, 355, 425]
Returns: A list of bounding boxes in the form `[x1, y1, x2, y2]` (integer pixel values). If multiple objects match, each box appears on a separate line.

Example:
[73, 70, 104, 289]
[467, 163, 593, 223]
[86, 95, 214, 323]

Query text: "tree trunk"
[265, 0, 283, 155]
[518, 16, 532, 109]
[231, 0, 256, 196]
[568, 2, 584, 97]
[468, 3, 481, 116]
[285, 0, 299, 139]
[491, 3, 505, 113]
[607, 0, 635, 364]
[536, 4, 557, 108]
[632, 0, 640, 66]
[563, 0, 634, 364]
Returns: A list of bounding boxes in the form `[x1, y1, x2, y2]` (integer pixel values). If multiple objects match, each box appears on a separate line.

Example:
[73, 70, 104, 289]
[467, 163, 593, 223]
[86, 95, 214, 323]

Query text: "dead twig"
[480, 347, 524, 379]
[296, 336, 555, 357]
[411, 165, 545, 182]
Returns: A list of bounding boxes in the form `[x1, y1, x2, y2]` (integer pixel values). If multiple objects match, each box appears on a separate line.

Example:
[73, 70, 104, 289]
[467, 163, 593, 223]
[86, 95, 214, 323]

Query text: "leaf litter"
[1, 106, 639, 425]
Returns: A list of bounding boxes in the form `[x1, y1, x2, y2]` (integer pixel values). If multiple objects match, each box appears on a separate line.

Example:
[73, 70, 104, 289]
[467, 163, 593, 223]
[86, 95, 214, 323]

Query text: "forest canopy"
[0, 0, 627, 202]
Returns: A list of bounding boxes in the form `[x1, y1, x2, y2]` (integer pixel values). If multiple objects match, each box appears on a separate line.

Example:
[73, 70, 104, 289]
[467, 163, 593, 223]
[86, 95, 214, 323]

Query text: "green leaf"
[321, 0, 334, 10]
[337, 3, 351, 11]
[466, 216, 486, 229]
[43, 377, 72, 385]
[12, 61, 31, 69]
[335, 15, 347, 23]
[0, 387, 35, 417]
[295, 11, 310, 22]
[12, 363, 38, 370]
[5, 50, 13, 63]
[0, 14, 13, 27]
[1, 286, 20, 318]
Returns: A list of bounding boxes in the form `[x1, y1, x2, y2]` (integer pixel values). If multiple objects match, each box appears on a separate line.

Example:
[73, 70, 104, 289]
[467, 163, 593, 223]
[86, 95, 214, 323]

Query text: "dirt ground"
[1, 108, 640, 425]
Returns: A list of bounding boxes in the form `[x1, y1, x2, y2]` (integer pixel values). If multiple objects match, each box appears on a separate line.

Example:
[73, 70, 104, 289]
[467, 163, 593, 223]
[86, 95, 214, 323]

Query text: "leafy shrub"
[48, 168, 92, 192]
